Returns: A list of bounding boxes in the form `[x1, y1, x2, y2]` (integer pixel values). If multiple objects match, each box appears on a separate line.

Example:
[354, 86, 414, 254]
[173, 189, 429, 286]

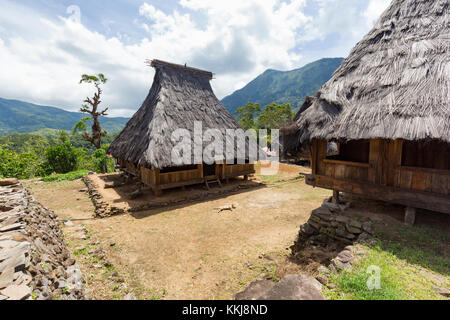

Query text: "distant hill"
[221, 58, 344, 114]
[0, 98, 129, 134]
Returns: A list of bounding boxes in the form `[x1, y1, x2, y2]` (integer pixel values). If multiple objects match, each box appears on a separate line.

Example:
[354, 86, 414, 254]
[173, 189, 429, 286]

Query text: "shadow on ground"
[95, 173, 267, 219]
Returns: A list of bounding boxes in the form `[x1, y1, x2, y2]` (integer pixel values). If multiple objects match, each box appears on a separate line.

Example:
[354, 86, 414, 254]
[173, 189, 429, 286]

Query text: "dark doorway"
[203, 164, 217, 177]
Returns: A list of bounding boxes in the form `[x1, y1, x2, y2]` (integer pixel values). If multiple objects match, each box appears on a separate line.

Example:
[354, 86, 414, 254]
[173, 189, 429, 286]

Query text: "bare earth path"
[26, 176, 331, 300]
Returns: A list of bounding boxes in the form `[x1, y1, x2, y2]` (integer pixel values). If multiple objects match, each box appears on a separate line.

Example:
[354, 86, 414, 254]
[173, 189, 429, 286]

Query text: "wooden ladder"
[204, 176, 222, 190]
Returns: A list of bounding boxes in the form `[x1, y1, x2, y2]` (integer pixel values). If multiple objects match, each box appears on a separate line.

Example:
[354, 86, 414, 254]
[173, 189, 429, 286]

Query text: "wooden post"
[244, 175, 249, 181]
[404, 206, 416, 226]
[332, 190, 340, 204]
[199, 164, 204, 179]
[153, 187, 162, 197]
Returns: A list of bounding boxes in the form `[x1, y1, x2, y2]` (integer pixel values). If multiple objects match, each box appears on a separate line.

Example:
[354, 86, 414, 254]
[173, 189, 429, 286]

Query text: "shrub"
[0, 147, 44, 179]
[44, 142, 77, 174]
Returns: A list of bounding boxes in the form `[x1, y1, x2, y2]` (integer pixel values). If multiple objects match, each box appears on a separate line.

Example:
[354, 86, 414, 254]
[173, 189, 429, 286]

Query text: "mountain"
[221, 58, 344, 115]
[0, 98, 129, 134]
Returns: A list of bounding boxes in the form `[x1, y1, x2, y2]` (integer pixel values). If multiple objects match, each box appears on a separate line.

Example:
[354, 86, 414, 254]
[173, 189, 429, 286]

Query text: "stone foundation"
[294, 198, 374, 251]
[292, 198, 375, 279]
[0, 179, 88, 300]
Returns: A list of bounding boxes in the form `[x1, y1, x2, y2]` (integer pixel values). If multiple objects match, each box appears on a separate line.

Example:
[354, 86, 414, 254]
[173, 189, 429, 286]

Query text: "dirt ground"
[25, 163, 450, 300]
[26, 166, 333, 300]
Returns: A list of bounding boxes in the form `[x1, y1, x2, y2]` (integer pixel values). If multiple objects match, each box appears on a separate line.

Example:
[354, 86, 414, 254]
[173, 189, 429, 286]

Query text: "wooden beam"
[305, 174, 450, 214]
[323, 159, 370, 168]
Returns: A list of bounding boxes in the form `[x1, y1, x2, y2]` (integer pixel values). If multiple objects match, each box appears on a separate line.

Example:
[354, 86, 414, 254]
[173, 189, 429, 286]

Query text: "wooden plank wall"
[223, 164, 255, 178]
[159, 166, 202, 185]
[313, 139, 450, 196]
[139, 165, 202, 187]
[316, 140, 369, 183]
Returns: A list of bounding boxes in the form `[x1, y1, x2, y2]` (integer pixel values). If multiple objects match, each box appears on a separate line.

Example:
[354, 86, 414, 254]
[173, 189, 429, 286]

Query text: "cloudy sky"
[0, 0, 390, 117]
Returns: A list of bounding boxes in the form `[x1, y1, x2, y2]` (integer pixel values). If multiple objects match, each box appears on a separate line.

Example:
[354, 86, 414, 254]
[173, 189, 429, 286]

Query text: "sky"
[0, 0, 391, 117]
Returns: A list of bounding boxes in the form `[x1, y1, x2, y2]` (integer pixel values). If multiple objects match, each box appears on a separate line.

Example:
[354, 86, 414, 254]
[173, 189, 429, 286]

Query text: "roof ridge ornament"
[145, 59, 213, 79]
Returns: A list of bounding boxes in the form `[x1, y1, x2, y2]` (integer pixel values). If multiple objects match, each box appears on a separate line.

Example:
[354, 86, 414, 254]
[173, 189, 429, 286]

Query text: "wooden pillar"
[153, 187, 162, 197]
[199, 164, 204, 179]
[221, 160, 226, 180]
[244, 175, 249, 181]
[332, 190, 340, 204]
[311, 140, 318, 175]
[404, 207, 416, 226]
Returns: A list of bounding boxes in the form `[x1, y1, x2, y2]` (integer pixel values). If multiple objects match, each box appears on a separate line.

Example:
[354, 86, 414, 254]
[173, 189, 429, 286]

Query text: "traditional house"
[108, 60, 255, 196]
[281, 0, 450, 222]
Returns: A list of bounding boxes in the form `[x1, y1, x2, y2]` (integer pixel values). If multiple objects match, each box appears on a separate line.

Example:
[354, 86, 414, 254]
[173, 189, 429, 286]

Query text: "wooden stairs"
[204, 175, 222, 190]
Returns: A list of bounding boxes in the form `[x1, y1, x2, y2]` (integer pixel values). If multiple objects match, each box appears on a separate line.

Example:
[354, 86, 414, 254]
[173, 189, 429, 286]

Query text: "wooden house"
[108, 60, 255, 196]
[281, 0, 450, 223]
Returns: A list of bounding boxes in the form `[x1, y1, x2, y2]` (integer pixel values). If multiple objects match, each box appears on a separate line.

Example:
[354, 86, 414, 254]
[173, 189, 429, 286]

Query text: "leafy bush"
[0, 147, 45, 179]
[44, 142, 77, 174]
[41, 170, 90, 182]
[0, 130, 117, 179]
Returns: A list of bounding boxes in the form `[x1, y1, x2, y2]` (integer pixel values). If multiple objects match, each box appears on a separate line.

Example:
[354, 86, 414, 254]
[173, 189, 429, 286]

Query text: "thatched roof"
[108, 60, 253, 169]
[282, 0, 449, 153]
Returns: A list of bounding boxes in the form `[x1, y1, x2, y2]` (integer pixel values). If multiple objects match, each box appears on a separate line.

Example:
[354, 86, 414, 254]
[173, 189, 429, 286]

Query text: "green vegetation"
[222, 58, 344, 114]
[257, 103, 295, 134]
[44, 141, 78, 174]
[0, 130, 116, 180]
[234, 102, 295, 139]
[325, 224, 450, 300]
[41, 170, 90, 182]
[234, 102, 261, 130]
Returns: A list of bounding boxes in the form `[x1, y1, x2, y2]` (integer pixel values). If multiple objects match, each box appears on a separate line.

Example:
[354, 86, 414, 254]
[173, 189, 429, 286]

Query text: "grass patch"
[41, 170, 89, 182]
[324, 230, 450, 300]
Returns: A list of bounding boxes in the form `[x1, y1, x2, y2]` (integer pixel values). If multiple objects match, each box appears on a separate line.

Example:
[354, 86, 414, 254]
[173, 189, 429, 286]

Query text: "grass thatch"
[282, 0, 449, 153]
[107, 60, 252, 169]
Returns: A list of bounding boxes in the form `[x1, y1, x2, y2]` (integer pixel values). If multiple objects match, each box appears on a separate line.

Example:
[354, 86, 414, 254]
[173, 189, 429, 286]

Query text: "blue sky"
[0, 0, 391, 117]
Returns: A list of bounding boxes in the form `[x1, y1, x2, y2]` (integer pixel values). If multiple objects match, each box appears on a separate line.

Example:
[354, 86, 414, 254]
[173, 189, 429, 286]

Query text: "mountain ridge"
[0, 97, 129, 134]
[221, 57, 344, 114]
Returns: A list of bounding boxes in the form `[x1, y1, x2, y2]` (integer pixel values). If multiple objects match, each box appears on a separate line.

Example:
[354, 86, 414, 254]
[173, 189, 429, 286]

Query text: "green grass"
[324, 235, 449, 300]
[41, 170, 89, 182]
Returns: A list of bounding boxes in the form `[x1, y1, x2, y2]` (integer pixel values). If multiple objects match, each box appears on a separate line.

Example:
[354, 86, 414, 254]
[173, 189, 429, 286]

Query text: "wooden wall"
[312, 139, 450, 196]
[117, 158, 255, 193]
[140, 165, 203, 189]
[222, 163, 255, 179]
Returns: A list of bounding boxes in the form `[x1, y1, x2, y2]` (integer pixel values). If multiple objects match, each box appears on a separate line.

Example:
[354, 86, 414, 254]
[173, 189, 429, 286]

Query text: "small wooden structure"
[118, 159, 254, 196]
[108, 60, 255, 196]
[281, 0, 450, 222]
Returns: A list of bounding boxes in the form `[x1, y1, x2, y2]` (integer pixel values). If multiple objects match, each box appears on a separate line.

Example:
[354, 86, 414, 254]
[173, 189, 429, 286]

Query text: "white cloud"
[363, 0, 392, 28]
[0, 0, 390, 117]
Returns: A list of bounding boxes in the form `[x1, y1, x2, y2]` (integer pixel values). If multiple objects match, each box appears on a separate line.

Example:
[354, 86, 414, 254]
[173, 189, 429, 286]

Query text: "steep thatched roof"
[282, 0, 449, 153]
[107, 60, 252, 169]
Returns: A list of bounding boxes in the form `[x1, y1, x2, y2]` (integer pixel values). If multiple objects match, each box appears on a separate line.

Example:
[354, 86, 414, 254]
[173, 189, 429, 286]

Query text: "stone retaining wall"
[0, 179, 87, 300]
[82, 175, 124, 218]
[294, 199, 373, 249]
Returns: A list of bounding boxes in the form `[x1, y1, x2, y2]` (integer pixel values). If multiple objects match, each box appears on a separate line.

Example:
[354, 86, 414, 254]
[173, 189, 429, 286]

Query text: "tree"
[44, 141, 77, 174]
[257, 103, 294, 134]
[73, 73, 109, 150]
[234, 102, 261, 131]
